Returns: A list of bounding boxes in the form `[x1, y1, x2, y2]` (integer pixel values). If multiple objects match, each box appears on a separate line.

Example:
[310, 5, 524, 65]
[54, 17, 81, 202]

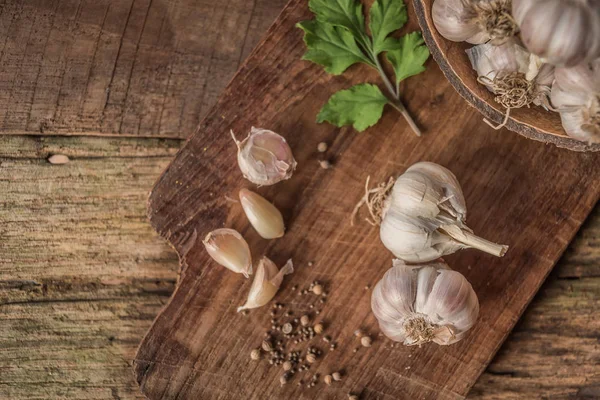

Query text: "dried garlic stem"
[442, 226, 508, 257]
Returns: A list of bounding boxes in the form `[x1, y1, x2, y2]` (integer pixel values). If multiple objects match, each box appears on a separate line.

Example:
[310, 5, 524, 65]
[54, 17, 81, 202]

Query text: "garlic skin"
[203, 228, 252, 278]
[432, 0, 518, 45]
[239, 189, 285, 239]
[237, 257, 293, 312]
[551, 60, 600, 143]
[513, 0, 600, 67]
[371, 259, 479, 346]
[231, 127, 297, 186]
[380, 162, 508, 263]
[467, 40, 554, 109]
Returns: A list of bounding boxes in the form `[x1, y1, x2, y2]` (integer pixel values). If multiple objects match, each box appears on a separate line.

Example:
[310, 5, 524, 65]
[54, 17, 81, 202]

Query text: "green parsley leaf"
[297, 20, 373, 75]
[369, 0, 408, 54]
[317, 84, 389, 132]
[308, 0, 368, 47]
[386, 32, 430, 84]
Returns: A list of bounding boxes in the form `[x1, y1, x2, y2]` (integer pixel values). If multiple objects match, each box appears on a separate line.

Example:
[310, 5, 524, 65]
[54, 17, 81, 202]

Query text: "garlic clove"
[432, 0, 517, 45]
[231, 127, 297, 186]
[203, 228, 252, 278]
[239, 189, 285, 239]
[237, 257, 293, 312]
[557, 108, 600, 144]
[372, 260, 479, 346]
[551, 61, 600, 143]
[432, 0, 482, 43]
[517, 0, 600, 67]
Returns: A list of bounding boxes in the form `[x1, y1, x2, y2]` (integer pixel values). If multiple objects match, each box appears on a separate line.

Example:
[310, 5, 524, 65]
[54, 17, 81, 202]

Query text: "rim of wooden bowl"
[413, 0, 600, 152]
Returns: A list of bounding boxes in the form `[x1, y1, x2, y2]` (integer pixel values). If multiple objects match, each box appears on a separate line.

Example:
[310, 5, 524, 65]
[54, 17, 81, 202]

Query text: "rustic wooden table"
[0, 1, 597, 399]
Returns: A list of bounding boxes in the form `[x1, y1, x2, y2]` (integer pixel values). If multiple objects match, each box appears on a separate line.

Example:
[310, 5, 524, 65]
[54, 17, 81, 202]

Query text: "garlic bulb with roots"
[231, 127, 297, 186]
[371, 259, 479, 346]
[237, 257, 293, 312]
[551, 60, 600, 143]
[513, 0, 600, 67]
[467, 40, 554, 128]
[432, 0, 519, 45]
[353, 162, 508, 263]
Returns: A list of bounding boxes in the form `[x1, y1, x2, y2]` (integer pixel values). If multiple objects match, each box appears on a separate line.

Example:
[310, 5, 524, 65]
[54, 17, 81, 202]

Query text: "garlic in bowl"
[413, 0, 600, 151]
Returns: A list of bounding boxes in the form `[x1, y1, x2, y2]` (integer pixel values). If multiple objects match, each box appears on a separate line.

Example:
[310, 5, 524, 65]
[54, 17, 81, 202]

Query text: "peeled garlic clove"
[371, 259, 479, 346]
[203, 228, 252, 278]
[433, 0, 517, 45]
[239, 189, 285, 239]
[237, 257, 293, 312]
[516, 0, 600, 67]
[231, 127, 297, 186]
[379, 162, 508, 263]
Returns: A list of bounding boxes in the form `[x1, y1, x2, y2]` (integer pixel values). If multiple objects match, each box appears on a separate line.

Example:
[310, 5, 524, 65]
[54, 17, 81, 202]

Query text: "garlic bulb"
[432, 0, 518, 45]
[203, 228, 252, 278]
[551, 60, 600, 143]
[371, 259, 479, 346]
[513, 0, 600, 67]
[239, 189, 285, 239]
[237, 257, 293, 312]
[231, 127, 297, 186]
[378, 162, 508, 263]
[467, 40, 554, 113]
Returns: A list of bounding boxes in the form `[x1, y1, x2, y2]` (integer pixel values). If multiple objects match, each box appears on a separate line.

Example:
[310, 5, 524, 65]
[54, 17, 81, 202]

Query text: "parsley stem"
[388, 100, 422, 137]
[372, 55, 398, 100]
[371, 53, 422, 137]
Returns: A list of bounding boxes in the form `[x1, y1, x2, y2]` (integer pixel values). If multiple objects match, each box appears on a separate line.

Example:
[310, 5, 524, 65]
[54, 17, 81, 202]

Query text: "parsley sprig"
[297, 0, 429, 135]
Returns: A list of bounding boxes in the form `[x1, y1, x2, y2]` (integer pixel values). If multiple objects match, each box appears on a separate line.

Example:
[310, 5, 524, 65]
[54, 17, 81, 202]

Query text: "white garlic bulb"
[467, 40, 554, 112]
[239, 189, 285, 239]
[551, 60, 600, 143]
[237, 257, 293, 312]
[432, 0, 518, 45]
[513, 0, 600, 67]
[379, 162, 508, 263]
[203, 228, 252, 278]
[372, 260, 479, 346]
[231, 127, 297, 186]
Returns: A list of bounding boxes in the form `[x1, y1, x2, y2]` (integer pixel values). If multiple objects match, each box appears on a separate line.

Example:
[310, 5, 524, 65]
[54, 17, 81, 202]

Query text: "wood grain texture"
[134, 0, 600, 399]
[412, 0, 600, 152]
[0, 135, 598, 400]
[0, 0, 286, 138]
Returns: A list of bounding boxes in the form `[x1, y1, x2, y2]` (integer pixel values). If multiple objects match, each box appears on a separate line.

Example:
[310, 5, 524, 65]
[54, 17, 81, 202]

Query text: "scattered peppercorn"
[317, 142, 328, 152]
[300, 315, 310, 326]
[319, 160, 332, 169]
[250, 349, 261, 360]
[361, 336, 372, 348]
[312, 284, 323, 295]
[314, 323, 324, 334]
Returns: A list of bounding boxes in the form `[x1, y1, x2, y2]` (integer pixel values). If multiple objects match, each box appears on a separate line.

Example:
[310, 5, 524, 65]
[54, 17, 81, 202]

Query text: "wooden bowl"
[413, 0, 600, 152]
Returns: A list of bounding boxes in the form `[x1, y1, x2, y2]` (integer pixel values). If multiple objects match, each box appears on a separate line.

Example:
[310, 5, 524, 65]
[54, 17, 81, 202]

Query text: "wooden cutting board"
[133, 1, 600, 398]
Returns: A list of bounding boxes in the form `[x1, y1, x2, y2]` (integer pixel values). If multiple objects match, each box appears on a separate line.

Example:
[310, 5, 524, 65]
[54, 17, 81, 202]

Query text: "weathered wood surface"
[0, 135, 598, 400]
[0, 0, 598, 399]
[134, 0, 600, 398]
[0, 0, 282, 138]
